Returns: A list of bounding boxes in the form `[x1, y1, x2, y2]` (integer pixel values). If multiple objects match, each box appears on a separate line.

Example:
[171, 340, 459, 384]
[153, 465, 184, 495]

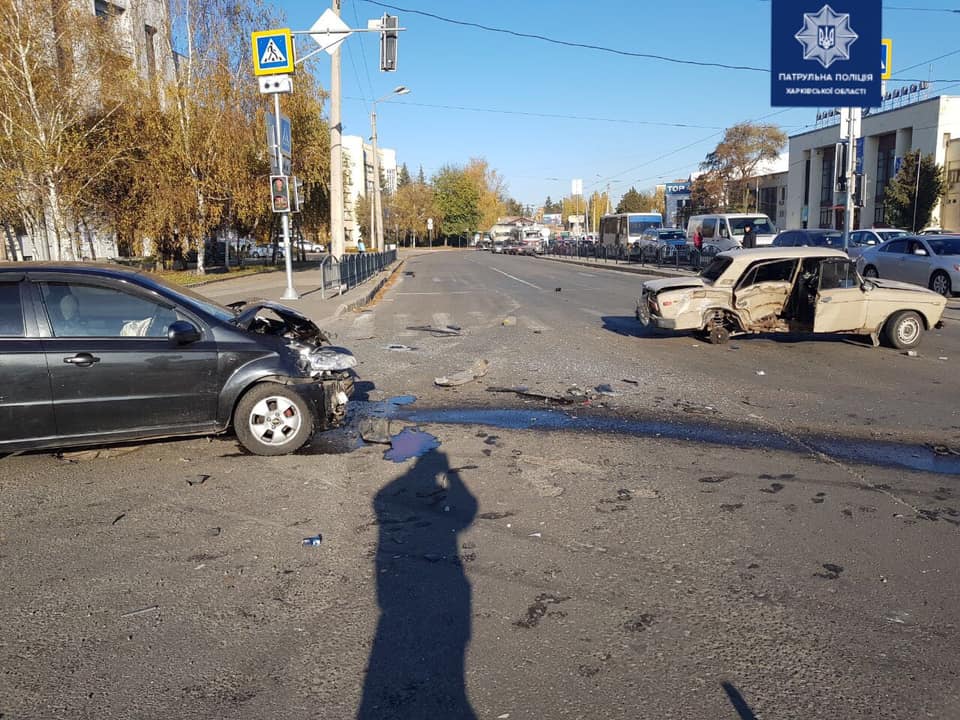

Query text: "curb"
[537, 254, 699, 279]
[334, 259, 405, 317]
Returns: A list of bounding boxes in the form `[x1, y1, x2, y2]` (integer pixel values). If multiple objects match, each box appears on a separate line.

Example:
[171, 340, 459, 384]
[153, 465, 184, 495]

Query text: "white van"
[686, 214, 778, 254]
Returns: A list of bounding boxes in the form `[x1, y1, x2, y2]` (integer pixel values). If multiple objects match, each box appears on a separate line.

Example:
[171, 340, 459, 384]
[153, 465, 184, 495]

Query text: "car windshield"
[145, 278, 236, 323]
[876, 230, 908, 240]
[729, 217, 776, 235]
[700, 256, 733, 282]
[811, 232, 844, 246]
[927, 237, 960, 256]
[658, 230, 686, 241]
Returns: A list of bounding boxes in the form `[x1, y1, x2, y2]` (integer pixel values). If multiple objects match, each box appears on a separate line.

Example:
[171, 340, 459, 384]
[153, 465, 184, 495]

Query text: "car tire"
[234, 383, 315, 455]
[862, 265, 879, 278]
[929, 271, 952, 297]
[882, 310, 924, 350]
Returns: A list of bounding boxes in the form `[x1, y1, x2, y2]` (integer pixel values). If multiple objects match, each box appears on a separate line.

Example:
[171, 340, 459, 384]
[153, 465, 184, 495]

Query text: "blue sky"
[278, 1, 960, 208]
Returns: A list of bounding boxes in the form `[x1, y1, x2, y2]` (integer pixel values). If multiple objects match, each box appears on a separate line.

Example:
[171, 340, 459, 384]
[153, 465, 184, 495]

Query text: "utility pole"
[842, 107, 860, 250]
[370, 112, 383, 251]
[329, 0, 345, 259]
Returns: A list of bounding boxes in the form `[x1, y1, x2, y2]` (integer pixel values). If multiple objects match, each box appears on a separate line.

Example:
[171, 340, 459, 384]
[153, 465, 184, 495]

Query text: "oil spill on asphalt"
[382, 406, 960, 476]
[383, 428, 441, 463]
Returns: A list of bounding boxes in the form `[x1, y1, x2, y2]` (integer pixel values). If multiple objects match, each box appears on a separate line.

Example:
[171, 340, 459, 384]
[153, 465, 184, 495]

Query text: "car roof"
[0, 261, 143, 277]
[719, 247, 848, 260]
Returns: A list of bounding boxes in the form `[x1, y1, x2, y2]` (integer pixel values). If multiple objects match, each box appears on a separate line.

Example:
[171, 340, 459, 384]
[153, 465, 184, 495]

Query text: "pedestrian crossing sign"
[252, 29, 294, 76]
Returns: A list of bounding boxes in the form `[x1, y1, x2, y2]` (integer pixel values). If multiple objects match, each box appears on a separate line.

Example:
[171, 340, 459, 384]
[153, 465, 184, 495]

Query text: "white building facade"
[341, 135, 398, 246]
[786, 94, 960, 231]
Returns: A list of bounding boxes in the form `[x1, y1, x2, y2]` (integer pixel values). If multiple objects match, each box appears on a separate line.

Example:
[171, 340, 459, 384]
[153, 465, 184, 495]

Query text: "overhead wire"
[361, 0, 767, 72]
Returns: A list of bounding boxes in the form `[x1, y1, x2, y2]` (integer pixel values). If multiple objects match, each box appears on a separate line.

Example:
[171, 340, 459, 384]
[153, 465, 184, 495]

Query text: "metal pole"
[329, 0, 345, 260]
[370, 107, 384, 252]
[275, 92, 298, 300]
[842, 107, 859, 251]
[912, 150, 922, 232]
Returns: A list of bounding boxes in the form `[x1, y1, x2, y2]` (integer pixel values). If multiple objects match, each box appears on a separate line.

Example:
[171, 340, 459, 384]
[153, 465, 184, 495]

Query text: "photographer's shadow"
[358, 450, 478, 719]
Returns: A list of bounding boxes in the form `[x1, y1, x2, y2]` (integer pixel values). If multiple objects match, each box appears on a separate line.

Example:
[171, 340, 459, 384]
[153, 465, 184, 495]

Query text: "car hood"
[231, 301, 331, 345]
[870, 278, 939, 294]
[642, 276, 708, 293]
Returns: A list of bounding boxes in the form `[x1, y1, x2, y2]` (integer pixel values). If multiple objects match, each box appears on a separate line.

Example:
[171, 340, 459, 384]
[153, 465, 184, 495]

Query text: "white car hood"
[870, 278, 939, 294]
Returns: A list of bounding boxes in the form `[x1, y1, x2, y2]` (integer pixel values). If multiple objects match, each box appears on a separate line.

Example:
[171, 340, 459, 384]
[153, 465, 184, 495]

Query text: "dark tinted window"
[0, 282, 25, 337]
[928, 238, 960, 255]
[882, 239, 908, 254]
[809, 232, 843, 247]
[773, 232, 795, 247]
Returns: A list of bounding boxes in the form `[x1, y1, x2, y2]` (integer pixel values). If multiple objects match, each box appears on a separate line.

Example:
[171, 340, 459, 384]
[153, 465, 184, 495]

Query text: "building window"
[874, 133, 896, 207]
[94, 0, 124, 18]
[948, 168, 960, 184]
[820, 149, 834, 206]
[759, 186, 778, 220]
[144, 25, 157, 83]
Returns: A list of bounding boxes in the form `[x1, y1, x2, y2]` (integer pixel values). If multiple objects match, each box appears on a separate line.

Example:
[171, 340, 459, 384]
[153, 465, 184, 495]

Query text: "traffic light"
[380, 14, 398, 72]
[270, 175, 290, 213]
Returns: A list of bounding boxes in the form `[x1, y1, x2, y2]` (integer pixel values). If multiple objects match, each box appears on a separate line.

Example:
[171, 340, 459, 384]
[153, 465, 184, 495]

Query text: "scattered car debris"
[406, 324, 462, 336]
[929, 444, 960, 456]
[435, 359, 490, 387]
[904, 350, 918, 357]
[301, 534, 323, 547]
[756, 370, 766, 376]
[594, 384, 618, 396]
[501, 316, 517, 326]
[554, 287, 562, 292]
[486, 385, 588, 405]
[186, 474, 210, 486]
[359, 417, 394, 444]
[939, 356, 949, 361]
[111, 513, 126, 526]
[621, 378, 639, 385]
[120, 605, 159, 618]
[385, 343, 418, 352]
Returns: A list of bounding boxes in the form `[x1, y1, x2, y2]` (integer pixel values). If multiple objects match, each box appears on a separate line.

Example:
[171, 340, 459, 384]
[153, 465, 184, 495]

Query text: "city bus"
[599, 212, 663, 258]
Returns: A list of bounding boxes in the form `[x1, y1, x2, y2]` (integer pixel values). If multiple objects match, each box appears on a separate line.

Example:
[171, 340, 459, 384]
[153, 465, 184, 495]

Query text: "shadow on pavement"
[721, 682, 758, 720]
[357, 449, 478, 720]
[601, 315, 676, 339]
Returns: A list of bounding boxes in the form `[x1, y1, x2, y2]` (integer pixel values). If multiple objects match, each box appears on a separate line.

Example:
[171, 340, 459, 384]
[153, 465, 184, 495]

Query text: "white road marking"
[488, 266, 542, 290]
[395, 291, 475, 295]
[577, 272, 598, 277]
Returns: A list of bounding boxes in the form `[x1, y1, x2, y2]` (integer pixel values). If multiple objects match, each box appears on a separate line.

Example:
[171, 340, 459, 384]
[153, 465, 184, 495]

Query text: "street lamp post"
[370, 85, 410, 252]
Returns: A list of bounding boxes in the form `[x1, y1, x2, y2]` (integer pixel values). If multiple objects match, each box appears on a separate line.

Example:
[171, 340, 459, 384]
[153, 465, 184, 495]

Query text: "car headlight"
[309, 346, 357, 372]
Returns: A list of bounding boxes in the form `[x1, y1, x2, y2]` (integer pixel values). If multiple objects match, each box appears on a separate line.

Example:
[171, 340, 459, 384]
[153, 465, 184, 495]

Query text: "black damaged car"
[0, 263, 356, 455]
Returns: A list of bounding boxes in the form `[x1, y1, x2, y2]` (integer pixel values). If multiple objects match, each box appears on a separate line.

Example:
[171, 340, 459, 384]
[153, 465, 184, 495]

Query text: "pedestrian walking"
[357, 238, 366, 253]
[693, 227, 703, 252]
[742, 223, 756, 249]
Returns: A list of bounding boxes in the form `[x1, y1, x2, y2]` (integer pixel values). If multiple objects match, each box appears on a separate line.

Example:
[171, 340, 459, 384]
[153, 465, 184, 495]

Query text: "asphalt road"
[2, 250, 959, 719]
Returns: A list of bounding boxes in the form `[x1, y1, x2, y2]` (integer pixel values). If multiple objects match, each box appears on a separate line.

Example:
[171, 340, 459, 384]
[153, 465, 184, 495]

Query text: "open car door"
[732, 258, 798, 327]
[813, 258, 868, 333]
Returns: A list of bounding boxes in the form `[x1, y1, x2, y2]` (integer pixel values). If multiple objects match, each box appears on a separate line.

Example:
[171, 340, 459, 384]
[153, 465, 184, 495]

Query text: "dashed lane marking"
[488, 266, 542, 290]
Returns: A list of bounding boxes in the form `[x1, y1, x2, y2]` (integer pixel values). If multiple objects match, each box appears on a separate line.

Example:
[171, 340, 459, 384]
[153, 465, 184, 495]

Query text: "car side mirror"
[168, 320, 201, 345]
[861, 280, 876, 292]
[913, 248, 928, 256]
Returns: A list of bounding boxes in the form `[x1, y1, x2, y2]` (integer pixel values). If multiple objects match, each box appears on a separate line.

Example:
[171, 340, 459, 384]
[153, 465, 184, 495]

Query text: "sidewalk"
[191, 256, 405, 327]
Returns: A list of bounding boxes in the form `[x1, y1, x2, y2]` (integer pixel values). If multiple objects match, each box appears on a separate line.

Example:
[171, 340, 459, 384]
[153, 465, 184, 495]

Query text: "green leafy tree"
[433, 164, 480, 240]
[883, 151, 946, 231]
[417, 164, 426, 184]
[616, 186, 657, 213]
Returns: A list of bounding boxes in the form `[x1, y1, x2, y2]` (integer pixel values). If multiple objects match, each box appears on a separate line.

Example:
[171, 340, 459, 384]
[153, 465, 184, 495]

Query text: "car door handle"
[63, 353, 101, 367]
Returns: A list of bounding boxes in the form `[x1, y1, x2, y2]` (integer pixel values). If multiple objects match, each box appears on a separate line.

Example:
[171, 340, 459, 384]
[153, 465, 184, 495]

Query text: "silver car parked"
[858, 235, 960, 297]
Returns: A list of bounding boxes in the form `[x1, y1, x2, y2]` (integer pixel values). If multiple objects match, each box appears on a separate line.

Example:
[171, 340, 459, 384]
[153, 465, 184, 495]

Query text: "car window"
[699, 255, 732, 281]
[812, 232, 843, 246]
[907, 239, 928, 255]
[0, 282, 25, 337]
[881, 239, 908, 254]
[819, 260, 858, 290]
[849, 231, 865, 246]
[700, 219, 716, 239]
[739, 260, 797, 288]
[927, 237, 960, 255]
[40, 282, 180, 338]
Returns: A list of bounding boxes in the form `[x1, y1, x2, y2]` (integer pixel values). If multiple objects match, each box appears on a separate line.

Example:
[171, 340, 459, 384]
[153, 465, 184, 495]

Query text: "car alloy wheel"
[234, 383, 315, 455]
[930, 271, 952, 297]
